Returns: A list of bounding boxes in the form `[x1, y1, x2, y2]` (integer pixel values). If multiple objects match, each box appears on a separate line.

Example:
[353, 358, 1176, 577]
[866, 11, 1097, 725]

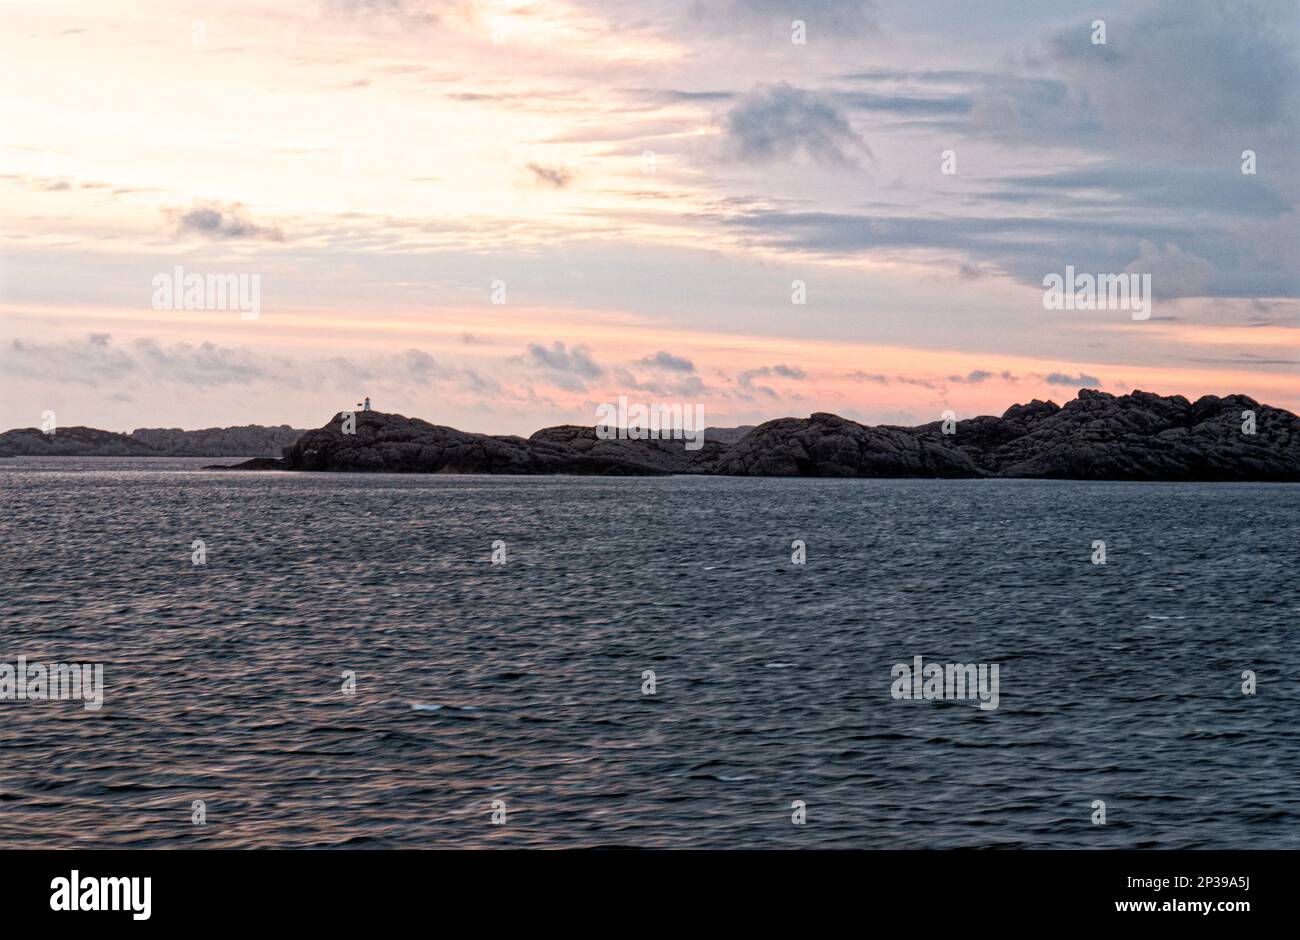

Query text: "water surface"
[1, 458, 1297, 847]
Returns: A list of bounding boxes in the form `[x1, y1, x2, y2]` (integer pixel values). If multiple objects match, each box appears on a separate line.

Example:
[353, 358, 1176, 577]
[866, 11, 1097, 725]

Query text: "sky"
[1, 0, 1296, 434]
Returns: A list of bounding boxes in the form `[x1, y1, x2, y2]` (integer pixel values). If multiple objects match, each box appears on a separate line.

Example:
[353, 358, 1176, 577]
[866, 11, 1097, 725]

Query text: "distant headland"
[0, 424, 304, 458]
[4, 389, 1298, 481]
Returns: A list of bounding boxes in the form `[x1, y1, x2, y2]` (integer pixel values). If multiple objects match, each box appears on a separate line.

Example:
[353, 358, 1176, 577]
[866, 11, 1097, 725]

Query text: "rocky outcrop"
[715, 412, 982, 477]
[947, 389, 1300, 481]
[22, 389, 1300, 481]
[0, 424, 304, 457]
[528, 425, 728, 474]
[704, 426, 755, 444]
[725, 390, 1298, 481]
[127, 425, 304, 457]
[0, 426, 156, 457]
[275, 412, 669, 475]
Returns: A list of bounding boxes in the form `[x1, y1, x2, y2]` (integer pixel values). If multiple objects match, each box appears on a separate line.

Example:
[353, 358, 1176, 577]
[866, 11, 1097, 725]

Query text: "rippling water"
[1, 457, 1297, 848]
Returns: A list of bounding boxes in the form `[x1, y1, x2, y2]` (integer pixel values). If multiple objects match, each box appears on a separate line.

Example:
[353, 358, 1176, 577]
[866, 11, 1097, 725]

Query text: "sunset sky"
[1, 0, 1296, 435]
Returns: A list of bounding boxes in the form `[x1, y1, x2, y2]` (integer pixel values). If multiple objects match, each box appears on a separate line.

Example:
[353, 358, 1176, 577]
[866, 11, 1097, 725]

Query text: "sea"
[1, 457, 1297, 848]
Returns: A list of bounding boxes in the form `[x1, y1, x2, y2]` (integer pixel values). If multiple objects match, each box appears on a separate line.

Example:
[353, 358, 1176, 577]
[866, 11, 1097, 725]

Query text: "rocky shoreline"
[208, 389, 1300, 482]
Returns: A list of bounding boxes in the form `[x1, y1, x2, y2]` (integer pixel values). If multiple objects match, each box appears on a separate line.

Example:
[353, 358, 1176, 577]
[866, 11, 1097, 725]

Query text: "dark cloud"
[524, 342, 603, 391]
[737, 383, 778, 400]
[640, 350, 695, 372]
[168, 202, 285, 242]
[1044, 371, 1101, 388]
[738, 363, 806, 387]
[526, 163, 573, 188]
[1190, 356, 1300, 366]
[608, 367, 707, 398]
[722, 83, 872, 168]
[895, 376, 942, 390]
[836, 91, 972, 116]
[849, 371, 889, 384]
[625, 88, 736, 104]
[965, 74, 1099, 141]
[947, 370, 993, 384]
[992, 165, 1292, 219]
[839, 2, 1298, 161]
[1, 334, 498, 394]
[321, 348, 499, 393]
[840, 68, 1096, 140]
[2, 334, 279, 387]
[724, 207, 1298, 299]
[851, 370, 1016, 388]
[1046, 0, 1299, 150]
[839, 69, 987, 84]
[526, 341, 602, 377]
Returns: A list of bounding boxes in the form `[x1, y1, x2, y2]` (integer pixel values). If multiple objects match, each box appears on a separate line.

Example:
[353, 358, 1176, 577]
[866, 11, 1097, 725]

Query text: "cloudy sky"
[1, 0, 1296, 434]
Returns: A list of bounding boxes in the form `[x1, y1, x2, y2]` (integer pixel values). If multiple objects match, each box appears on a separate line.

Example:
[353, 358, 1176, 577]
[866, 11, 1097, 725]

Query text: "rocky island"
[213, 389, 1299, 482]
[0, 424, 304, 458]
